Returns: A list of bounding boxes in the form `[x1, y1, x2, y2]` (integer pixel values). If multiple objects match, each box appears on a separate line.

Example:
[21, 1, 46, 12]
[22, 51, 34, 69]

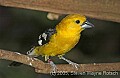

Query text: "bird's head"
[56, 14, 94, 33]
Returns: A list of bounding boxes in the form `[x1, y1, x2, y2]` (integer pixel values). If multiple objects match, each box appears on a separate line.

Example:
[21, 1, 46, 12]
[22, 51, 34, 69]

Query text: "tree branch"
[0, 49, 120, 74]
[0, 0, 120, 22]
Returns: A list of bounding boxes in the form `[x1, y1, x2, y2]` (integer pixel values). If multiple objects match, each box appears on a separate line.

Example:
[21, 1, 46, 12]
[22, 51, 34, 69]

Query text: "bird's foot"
[48, 59, 58, 73]
[58, 55, 79, 70]
[68, 61, 79, 70]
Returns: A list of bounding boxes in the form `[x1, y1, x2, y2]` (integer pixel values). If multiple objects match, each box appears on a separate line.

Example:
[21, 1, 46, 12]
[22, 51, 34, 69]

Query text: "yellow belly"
[36, 34, 80, 56]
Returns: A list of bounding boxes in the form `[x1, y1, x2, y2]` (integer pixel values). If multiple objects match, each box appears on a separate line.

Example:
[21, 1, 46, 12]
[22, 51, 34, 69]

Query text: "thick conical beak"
[81, 20, 94, 29]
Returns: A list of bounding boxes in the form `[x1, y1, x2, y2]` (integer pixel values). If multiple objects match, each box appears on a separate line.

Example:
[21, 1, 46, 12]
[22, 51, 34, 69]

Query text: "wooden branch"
[0, 49, 120, 74]
[0, 0, 120, 22]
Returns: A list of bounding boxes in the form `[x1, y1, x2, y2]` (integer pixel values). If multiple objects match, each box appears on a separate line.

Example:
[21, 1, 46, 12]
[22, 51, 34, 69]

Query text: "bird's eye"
[75, 20, 80, 24]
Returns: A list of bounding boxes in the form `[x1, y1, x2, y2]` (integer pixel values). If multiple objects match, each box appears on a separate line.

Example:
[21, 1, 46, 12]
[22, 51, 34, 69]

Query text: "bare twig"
[0, 0, 120, 22]
[0, 49, 120, 74]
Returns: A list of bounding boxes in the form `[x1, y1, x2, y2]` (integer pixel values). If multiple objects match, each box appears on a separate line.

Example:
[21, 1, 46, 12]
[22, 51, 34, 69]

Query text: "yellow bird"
[10, 14, 94, 72]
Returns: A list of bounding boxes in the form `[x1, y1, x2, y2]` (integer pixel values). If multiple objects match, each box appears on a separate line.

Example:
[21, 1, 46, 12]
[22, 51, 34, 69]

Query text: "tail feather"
[9, 61, 23, 66]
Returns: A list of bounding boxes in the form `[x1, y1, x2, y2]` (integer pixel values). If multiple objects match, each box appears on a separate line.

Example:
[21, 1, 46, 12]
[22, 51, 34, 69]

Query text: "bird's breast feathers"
[38, 32, 81, 56]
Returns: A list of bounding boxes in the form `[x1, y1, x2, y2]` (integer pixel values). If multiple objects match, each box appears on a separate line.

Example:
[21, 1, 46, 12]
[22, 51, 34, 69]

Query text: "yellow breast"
[36, 32, 80, 56]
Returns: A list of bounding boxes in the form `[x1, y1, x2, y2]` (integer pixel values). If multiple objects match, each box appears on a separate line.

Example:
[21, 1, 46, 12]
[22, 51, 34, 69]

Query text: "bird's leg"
[58, 55, 79, 70]
[45, 55, 57, 73]
[47, 59, 57, 73]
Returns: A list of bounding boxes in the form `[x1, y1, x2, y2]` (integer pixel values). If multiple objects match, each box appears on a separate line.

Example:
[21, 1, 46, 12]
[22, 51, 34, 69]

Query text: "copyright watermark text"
[50, 71, 119, 76]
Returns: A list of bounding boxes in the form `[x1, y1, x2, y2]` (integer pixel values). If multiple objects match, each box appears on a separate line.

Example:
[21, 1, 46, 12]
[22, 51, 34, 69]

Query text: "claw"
[48, 59, 58, 73]
[58, 55, 79, 70]
[69, 61, 79, 70]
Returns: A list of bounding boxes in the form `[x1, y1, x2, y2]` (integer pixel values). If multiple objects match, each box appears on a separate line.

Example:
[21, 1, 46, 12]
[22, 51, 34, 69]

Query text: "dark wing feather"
[38, 28, 56, 45]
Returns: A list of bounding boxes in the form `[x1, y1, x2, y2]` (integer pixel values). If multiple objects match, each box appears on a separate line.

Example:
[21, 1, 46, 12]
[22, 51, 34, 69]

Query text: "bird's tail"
[9, 61, 23, 66]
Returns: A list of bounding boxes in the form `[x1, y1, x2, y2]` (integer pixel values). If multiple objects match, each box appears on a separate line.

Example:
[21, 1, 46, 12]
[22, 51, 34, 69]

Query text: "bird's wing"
[38, 28, 56, 45]
[26, 28, 56, 56]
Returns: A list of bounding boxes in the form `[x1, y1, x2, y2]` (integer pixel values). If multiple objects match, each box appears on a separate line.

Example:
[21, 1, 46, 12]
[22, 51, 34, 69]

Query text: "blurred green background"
[0, 6, 120, 78]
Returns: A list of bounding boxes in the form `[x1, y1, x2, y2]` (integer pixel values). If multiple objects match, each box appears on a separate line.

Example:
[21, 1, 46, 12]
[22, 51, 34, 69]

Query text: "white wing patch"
[42, 33, 47, 40]
[38, 40, 42, 45]
[38, 33, 48, 46]
[38, 28, 56, 46]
